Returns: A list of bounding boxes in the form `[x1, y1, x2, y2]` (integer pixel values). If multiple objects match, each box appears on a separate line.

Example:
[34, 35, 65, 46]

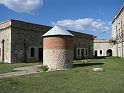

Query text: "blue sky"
[0, 0, 124, 39]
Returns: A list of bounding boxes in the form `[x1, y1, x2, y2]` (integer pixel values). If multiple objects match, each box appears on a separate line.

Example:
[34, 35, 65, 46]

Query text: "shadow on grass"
[73, 63, 104, 68]
[94, 56, 107, 59]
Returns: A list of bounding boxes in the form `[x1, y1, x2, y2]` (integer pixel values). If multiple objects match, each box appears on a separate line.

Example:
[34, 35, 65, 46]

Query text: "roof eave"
[112, 4, 124, 23]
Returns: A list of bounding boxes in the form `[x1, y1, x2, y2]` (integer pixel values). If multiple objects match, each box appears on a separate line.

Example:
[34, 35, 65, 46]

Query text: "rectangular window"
[30, 48, 35, 57]
[77, 49, 80, 56]
[88, 46, 90, 54]
[81, 49, 84, 58]
[85, 49, 88, 55]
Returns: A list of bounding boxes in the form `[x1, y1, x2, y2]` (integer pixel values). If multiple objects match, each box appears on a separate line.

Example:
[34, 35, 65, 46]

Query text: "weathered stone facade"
[112, 4, 124, 57]
[0, 19, 94, 63]
[0, 20, 11, 63]
[73, 36, 94, 59]
[43, 50, 73, 70]
[11, 20, 48, 62]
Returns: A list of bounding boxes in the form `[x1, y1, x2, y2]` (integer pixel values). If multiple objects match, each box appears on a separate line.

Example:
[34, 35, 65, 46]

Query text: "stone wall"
[0, 19, 94, 63]
[11, 26, 45, 63]
[73, 37, 94, 59]
[43, 36, 74, 70]
[10, 20, 49, 63]
[0, 27, 11, 63]
[116, 42, 124, 57]
[43, 49, 73, 70]
[112, 4, 124, 57]
[94, 39, 113, 56]
[10, 20, 94, 63]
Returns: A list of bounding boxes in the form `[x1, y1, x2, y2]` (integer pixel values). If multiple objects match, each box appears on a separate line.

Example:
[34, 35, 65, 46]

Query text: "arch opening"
[95, 50, 97, 57]
[106, 49, 112, 56]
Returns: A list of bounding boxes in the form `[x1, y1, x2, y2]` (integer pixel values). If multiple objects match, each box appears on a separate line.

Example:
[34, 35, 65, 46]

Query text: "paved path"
[0, 65, 42, 79]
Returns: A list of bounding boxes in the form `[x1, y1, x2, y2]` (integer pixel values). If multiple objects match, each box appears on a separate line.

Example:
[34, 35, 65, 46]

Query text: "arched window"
[100, 50, 102, 54]
[95, 50, 97, 56]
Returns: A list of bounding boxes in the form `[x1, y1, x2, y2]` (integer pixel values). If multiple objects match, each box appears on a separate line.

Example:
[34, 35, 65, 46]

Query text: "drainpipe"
[1, 39, 5, 62]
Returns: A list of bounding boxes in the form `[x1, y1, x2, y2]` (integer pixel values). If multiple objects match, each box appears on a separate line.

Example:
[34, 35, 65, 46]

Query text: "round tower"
[42, 26, 74, 70]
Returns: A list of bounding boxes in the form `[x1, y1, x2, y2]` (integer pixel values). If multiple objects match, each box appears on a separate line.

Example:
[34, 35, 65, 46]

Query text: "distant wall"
[94, 39, 113, 57]
[73, 37, 94, 59]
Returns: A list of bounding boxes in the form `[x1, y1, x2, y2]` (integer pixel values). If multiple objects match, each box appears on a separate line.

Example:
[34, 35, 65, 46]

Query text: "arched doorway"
[106, 49, 112, 56]
[95, 50, 97, 56]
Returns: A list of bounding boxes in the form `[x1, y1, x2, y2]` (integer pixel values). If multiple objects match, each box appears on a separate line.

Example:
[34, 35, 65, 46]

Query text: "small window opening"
[86, 49, 88, 55]
[77, 49, 80, 56]
[30, 48, 35, 57]
[100, 50, 102, 54]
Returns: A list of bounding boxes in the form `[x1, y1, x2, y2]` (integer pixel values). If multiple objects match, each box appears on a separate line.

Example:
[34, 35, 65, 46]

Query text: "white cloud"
[0, 0, 43, 13]
[53, 18, 111, 34]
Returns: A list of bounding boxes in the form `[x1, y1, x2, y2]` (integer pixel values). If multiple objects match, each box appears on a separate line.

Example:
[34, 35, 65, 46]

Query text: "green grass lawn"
[0, 57, 124, 93]
[0, 62, 41, 74]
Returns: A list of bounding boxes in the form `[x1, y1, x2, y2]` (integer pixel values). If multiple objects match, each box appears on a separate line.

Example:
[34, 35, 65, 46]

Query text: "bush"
[40, 65, 49, 71]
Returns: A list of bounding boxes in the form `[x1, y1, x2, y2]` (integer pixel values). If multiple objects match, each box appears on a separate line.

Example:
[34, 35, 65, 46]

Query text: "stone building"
[43, 26, 74, 70]
[94, 39, 113, 57]
[94, 4, 124, 58]
[0, 19, 94, 63]
[73, 31, 94, 59]
[111, 4, 124, 57]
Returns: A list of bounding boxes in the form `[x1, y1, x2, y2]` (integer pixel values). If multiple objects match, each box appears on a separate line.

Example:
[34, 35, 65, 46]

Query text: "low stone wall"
[43, 49, 73, 70]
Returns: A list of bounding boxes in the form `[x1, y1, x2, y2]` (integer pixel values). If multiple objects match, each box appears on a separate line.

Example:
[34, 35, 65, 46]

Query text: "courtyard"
[0, 57, 124, 93]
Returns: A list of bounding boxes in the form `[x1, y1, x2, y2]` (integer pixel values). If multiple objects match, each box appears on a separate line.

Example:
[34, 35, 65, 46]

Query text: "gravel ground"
[0, 65, 42, 79]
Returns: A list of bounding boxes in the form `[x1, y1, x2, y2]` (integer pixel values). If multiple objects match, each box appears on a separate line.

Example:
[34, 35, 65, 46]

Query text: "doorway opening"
[2, 39, 5, 62]
[95, 50, 97, 56]
[106, 49, 112, 56]
[38, 48, 43, 62]
[81, 49, 84, 58]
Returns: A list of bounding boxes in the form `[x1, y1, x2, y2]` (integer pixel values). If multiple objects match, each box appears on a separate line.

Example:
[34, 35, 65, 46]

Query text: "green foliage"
[40, 65, 49, 71]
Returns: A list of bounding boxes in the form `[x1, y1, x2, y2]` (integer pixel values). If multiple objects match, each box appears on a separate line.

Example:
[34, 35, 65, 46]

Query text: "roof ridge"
[42, 25, 74, 37]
